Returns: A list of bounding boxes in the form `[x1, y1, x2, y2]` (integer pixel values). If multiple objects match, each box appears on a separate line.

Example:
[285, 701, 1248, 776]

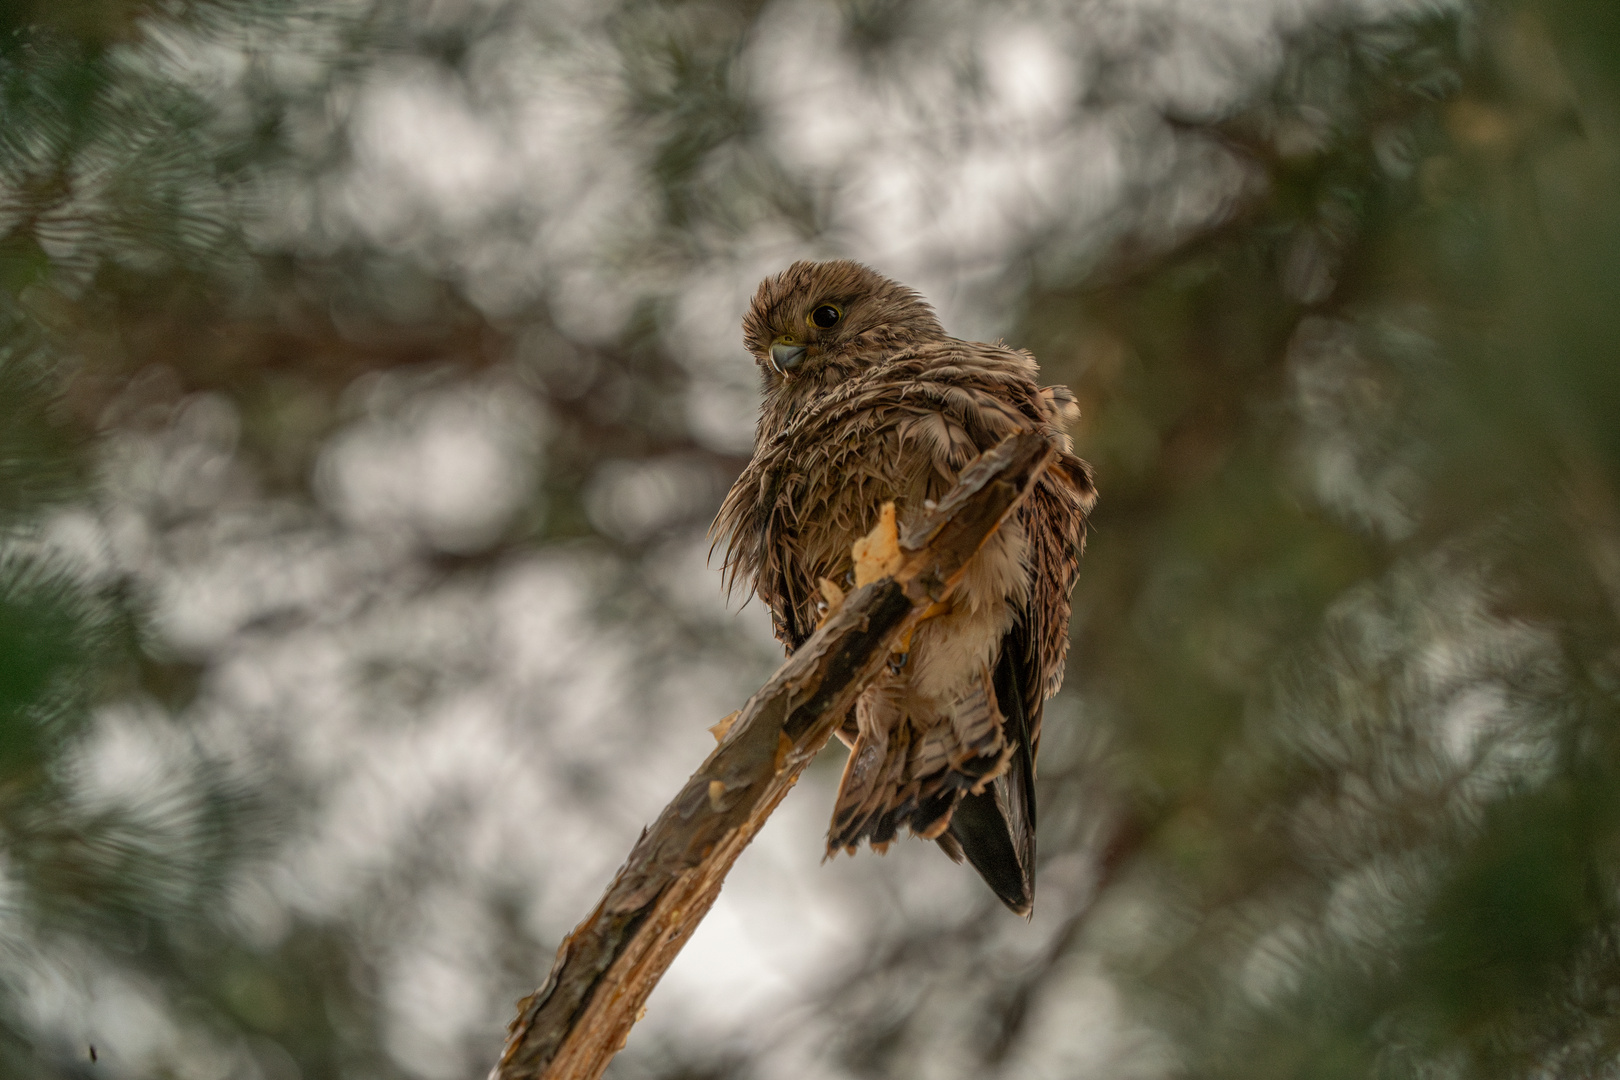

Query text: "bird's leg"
[886, 600, 952, 673]
[849, 501, 957, 672]
[814, 577, 846, 627]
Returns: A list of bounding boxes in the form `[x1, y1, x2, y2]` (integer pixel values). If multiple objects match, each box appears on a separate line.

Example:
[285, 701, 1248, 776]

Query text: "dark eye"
[809, 304, 842, 329]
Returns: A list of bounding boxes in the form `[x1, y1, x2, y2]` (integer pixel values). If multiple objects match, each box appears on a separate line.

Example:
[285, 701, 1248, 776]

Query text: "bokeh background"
[4, 0, 1620, 1077]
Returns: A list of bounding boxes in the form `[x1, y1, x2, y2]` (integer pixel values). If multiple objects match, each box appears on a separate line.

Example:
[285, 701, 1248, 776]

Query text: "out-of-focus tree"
[4, 0, 1620, 1078]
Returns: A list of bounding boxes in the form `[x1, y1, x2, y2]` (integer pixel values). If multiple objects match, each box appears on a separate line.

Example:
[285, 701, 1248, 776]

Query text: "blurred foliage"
[5, 0, 1620, 1078]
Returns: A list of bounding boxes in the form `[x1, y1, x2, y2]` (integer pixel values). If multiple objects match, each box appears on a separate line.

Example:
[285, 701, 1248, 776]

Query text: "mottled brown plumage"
[713, 260, 1095, 914]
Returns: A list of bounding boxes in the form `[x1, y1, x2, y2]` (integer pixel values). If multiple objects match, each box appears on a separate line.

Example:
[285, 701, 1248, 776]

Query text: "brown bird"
[713, 260, 1095, 915]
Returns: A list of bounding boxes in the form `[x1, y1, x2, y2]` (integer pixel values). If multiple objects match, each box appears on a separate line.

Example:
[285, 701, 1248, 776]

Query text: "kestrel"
[713, 260, 1096, 914]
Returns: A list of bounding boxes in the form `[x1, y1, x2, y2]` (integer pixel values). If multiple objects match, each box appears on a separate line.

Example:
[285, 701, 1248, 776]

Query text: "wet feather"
[711, 259, 1096, 914]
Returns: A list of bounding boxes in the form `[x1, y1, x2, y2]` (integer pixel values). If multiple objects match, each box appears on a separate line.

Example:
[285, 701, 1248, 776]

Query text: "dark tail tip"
[945, 787, 1033, 916]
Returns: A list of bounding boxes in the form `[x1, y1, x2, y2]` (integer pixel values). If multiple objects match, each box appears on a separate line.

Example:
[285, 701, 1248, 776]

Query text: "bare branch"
[490, 430, 1056, 1080]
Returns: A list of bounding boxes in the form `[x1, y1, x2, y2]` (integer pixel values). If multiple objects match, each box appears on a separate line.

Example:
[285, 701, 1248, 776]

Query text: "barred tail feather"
[826, 672, 1014, 858]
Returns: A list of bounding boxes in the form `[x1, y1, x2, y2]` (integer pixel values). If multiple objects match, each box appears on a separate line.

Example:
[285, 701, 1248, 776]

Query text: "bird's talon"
[816, 577, 846, 626]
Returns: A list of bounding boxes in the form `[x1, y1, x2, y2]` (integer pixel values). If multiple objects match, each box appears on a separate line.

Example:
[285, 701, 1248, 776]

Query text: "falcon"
[713, 260, 1096, 914]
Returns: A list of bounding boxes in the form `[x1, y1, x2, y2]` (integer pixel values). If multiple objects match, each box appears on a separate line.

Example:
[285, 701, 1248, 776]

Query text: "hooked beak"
[769, 341, 808, 374]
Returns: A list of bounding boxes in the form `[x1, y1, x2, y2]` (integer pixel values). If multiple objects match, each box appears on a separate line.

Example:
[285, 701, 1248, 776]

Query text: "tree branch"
[490, 430, 1056, 1080]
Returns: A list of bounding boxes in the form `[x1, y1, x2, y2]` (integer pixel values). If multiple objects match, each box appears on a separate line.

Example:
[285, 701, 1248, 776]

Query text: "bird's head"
[742, 260, 945, 389]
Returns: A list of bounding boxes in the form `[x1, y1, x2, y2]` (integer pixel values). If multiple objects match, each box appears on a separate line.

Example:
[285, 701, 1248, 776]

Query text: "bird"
[712, 259, 1096, 915]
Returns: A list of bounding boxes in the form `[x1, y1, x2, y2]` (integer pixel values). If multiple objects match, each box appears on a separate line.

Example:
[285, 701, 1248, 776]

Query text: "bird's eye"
[808, 304, 842, 329]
